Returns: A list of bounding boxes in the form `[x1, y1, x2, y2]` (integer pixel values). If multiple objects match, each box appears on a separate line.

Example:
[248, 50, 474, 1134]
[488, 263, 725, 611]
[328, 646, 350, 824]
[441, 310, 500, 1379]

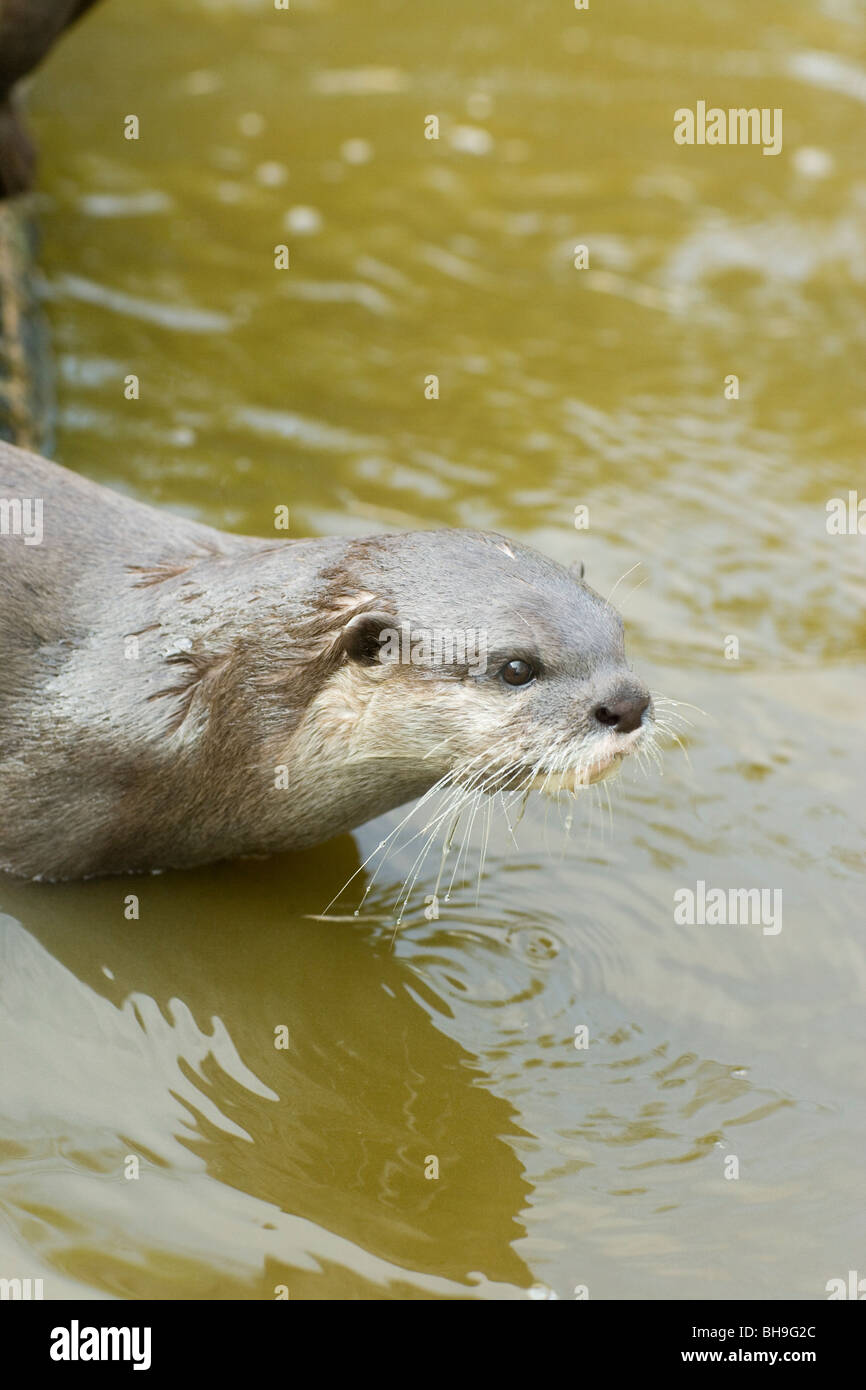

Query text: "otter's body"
[0, 444, 653, 881]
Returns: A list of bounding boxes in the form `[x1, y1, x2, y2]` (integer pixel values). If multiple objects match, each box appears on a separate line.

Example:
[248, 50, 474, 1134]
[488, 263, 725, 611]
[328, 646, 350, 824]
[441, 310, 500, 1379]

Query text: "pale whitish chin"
[528, 726, 646, 794]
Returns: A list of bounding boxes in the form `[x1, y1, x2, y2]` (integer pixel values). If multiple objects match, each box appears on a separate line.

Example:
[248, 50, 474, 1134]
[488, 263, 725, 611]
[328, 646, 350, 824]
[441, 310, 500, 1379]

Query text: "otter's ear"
[341, 610, 398, 666]
[570, 560, 585, 580]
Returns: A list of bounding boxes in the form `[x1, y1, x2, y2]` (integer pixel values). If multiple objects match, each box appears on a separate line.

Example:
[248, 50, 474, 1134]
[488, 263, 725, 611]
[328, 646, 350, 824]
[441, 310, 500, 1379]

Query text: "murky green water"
[1, 0, 864, 1299]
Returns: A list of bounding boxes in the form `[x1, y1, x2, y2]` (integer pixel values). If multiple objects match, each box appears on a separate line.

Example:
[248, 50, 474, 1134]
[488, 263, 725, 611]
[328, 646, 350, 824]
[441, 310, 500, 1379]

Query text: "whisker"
[321, 697, 681, 923]
[651, 692, 709, 720]
[606, 561, 643, 606]
[617, 575, 649, 611]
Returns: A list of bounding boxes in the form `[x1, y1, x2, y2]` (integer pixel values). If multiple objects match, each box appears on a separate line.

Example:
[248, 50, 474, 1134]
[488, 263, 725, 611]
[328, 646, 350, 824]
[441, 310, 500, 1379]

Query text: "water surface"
[1, 0, 864, 1299]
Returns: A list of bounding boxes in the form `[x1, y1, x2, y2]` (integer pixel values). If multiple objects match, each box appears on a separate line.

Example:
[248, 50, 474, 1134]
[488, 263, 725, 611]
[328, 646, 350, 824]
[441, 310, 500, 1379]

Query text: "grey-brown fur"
[0, 444, 651, 880]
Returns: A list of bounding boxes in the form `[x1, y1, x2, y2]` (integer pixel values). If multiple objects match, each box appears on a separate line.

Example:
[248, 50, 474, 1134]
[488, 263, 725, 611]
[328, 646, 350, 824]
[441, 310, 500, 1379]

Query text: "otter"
[0, 442, 655, 881]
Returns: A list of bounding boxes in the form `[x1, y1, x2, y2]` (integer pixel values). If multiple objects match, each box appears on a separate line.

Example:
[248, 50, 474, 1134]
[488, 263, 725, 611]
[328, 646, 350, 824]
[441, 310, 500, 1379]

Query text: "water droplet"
[341, 138, 373, 165]
[284, 205, 322, 235]
[256, 162, 288, 188]
[238, 112, 265, 137]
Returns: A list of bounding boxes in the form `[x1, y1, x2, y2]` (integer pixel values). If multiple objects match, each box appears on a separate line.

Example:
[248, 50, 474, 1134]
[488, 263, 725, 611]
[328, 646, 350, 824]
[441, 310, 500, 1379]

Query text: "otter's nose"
[593, 692, 650, 734]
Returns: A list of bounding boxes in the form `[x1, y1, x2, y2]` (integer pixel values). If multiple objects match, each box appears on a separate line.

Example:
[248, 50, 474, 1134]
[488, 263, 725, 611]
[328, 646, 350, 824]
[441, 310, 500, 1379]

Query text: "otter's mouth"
[526, 750, 624, 793]
[512, 721, 651, 796]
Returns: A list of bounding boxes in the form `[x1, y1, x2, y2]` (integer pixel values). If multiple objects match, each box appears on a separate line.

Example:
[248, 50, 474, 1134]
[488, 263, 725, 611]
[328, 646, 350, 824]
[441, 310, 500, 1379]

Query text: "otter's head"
[302, 530, 653, 818]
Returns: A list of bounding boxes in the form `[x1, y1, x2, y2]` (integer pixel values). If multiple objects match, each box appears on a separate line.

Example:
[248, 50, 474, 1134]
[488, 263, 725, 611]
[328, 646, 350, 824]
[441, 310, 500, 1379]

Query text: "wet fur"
[0, 443, 654, 880]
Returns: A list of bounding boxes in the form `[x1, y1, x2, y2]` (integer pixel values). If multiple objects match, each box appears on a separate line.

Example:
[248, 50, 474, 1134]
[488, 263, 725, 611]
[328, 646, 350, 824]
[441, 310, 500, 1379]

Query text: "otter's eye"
[501, 659, 535, 687]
